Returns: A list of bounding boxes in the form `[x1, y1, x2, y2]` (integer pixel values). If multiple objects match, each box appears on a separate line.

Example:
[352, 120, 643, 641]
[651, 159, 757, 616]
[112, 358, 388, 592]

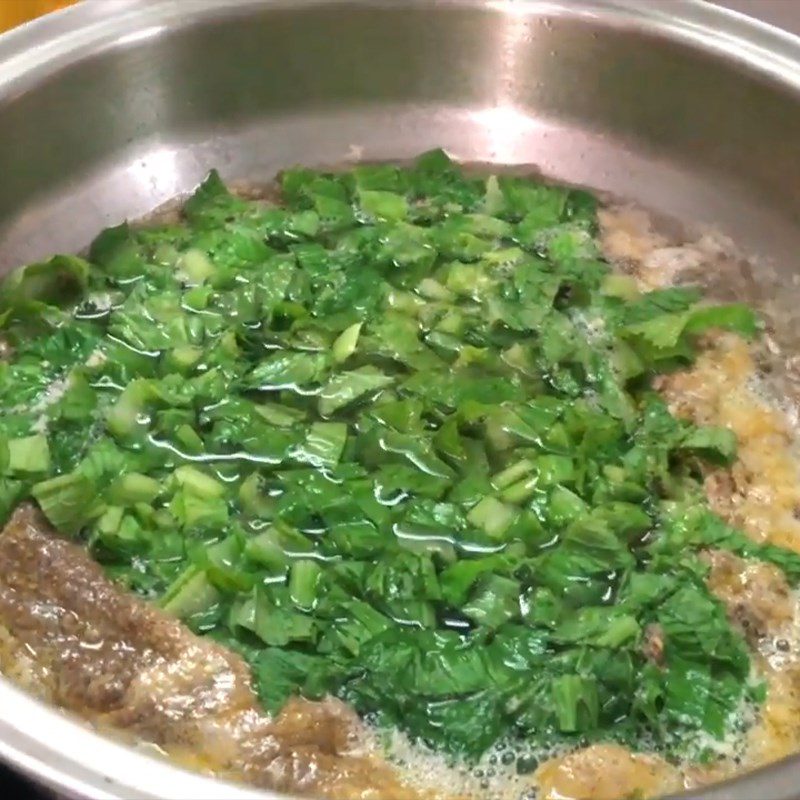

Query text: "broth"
[1, 154, 799, 800]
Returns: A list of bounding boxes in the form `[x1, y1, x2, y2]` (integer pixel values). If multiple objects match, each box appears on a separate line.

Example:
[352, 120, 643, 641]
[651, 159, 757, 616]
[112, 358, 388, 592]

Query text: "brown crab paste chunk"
[0, 505, 432, 800]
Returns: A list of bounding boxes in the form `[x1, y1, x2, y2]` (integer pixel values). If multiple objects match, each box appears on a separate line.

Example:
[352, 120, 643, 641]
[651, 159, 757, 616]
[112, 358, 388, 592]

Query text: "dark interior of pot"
[3, 2, 800, 799]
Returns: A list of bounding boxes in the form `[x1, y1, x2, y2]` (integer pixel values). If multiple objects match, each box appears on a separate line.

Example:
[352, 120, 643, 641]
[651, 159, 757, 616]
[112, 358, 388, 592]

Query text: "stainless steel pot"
[2, 1, 800, 798]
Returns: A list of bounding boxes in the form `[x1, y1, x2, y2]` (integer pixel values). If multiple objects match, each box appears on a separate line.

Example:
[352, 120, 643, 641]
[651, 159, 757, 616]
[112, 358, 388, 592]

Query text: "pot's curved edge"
[0, 680, 266, 799]
[2, 0, 800, 96]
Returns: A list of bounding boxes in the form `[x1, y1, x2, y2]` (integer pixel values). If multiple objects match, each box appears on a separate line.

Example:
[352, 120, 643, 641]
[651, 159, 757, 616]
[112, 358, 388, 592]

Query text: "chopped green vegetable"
[7, 434, 50, 475]
[0, 154, 782, 769]
[318, 367, 393, 416]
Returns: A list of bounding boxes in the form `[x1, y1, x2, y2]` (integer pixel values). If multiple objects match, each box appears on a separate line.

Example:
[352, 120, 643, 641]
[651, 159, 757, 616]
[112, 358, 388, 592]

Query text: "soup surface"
[1, 153, 800, 799]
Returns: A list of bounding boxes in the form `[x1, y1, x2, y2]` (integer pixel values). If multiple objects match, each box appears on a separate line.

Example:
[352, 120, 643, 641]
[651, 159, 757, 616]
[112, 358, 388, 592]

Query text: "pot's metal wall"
[713, 0, 800, 34]
[1, 0, 800, 274]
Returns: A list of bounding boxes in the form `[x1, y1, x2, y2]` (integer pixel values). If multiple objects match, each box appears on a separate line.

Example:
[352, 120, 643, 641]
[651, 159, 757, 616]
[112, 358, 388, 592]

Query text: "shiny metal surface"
[2, 1, 800, 798]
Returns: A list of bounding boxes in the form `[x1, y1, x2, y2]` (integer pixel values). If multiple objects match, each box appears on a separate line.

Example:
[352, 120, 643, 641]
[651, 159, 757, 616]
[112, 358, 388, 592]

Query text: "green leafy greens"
[0, 151, 782, 769]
